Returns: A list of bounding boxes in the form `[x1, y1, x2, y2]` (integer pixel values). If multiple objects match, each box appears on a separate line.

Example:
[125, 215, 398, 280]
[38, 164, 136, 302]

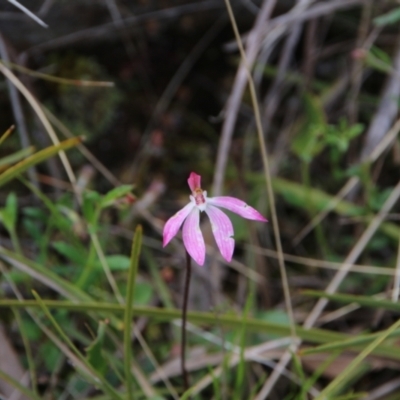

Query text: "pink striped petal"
[208, 196, 267, 222]
[182, 207, 205, 265]
[163, 202, 195, 247]
[205, 205, 235, 262]
[187, 172, 201, 192]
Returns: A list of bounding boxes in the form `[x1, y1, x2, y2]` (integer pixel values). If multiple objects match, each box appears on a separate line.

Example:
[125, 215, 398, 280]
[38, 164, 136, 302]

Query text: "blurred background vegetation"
[1, 0, 400, 399]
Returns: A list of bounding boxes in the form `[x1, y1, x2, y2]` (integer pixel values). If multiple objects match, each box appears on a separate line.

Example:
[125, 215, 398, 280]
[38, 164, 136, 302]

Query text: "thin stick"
[21, 1, 225, 58]
[181, 251, 192, 393]
[7, 0, 48, 28]
[0, 35, 39, 190]
[304, 179, 400, 328]
[0, 61, 78, 197]
[393, 238, 400, 302]
[293, 117, 400, 245]
[213, 0, 276, 197]
[223, 0, 296, 340]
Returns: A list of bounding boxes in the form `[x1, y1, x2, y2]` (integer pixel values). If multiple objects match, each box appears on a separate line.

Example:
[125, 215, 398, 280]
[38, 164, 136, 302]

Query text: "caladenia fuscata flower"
[163, 172, 267, 265]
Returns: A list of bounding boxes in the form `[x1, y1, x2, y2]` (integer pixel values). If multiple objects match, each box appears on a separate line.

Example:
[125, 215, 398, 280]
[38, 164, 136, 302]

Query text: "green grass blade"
[315, 318, 400, 400]
[144, 247, 174, 309]
[0, 247, 92, 302]
[13, 308, 38, 396]
[234, 296, 252, 400]
[0, 136, 82, 188]
[271, 177, 400, 240]
[0, 368, 41, 400]
[0, 146, 35, 168]
[124, 225, 142, 400]
[32, 291, 124, 400]
[0, 125, 14, 147]
[180, 386, 196, 400]
[5, 297, 400, 362]
[301, 327, 400, 357]
[303, 290, 400, 312]
[299, 352, 340, 399]
[5, 300, 400, 360]
[3, 300, 400, 360]
[0, 300, 338, 340]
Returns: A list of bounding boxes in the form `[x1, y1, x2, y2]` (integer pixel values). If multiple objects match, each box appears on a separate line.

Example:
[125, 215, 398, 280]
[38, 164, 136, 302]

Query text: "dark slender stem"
[181, 251, 191, 393]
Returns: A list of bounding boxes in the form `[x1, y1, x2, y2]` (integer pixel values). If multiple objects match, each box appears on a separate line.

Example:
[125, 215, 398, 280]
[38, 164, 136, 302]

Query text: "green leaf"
[52, 241, 87, 265]
[291, 94, 327, 162]
[134, 282, 153, 305]
[368, 187, 392, 212]
[20, 318, 41, 341]
[82, 190, 101, 226]
[325, 119, 364, 154]
[345, 123, 364, 141]
[40, 342, 61, 371]
[22, 218, 44, 247]
[257, 310, 291, 325]
[22, 206, 47, 220]
[0, 137, 82, 188]
[374, 7, 400, 26]
[256, 310, 291, 339]
[271, 177, 400, 241]
[94, 254, 131, 271]
[86, 321, 108, 376]
[0, 192, 18, 232]
[369, 46, 392, 65]
[365, 47, 392, 74]
[55, 205, 81, 232]
[100, 185, 134, 208]
[272, 177, 363, 216]
[229, 212, 248, 241]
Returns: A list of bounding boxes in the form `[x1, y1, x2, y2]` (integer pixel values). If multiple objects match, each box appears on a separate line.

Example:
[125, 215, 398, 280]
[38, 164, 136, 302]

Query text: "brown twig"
[212, 0, 277, 197]
[347, 0, 374, 124]
[361, 30, 400, 159]
[0, 33, 39, 190]
[104, 0, 137, 57]
[37, 0, 54, 17]
[225, 0, 370, 52]
[261, 0, 314, 134]
[43, 106, 122, 187]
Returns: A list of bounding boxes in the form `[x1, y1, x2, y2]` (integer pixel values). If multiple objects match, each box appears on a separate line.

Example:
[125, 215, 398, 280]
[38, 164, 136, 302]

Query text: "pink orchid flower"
[163, 172, 267, 265]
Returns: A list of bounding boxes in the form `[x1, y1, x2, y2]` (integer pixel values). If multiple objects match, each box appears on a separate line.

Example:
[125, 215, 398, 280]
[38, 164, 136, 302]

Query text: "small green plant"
[292, 94, 363, 180]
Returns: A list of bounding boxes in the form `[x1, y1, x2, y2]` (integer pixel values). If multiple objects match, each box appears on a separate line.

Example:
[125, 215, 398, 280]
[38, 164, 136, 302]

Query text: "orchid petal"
[208, 196, 267, 222]
[205, 205, 234, 262]
[182, 207, 205, 265]
[163, 201, 195, 247]
[188, 172, 201, 192]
